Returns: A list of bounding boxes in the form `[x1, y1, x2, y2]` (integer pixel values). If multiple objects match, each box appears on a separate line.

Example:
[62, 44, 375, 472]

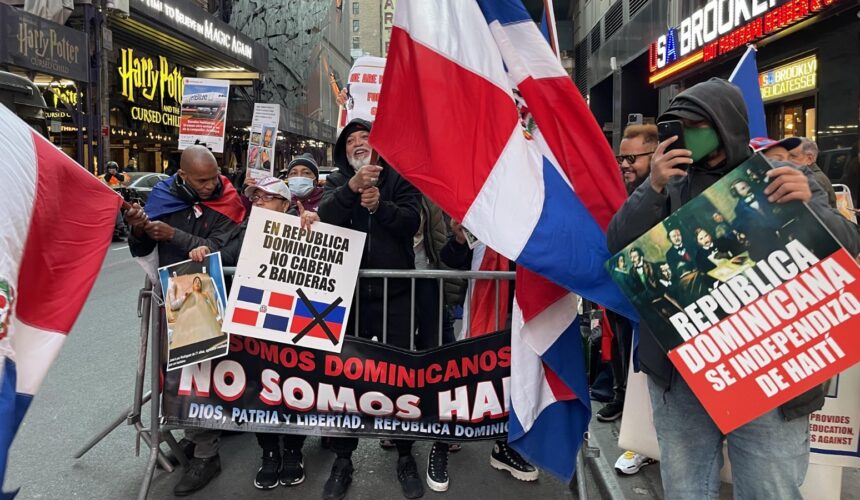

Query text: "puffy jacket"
[318, 119, 421, 302]
[420, 196, 467, 306]
[606, 78, 860, 421]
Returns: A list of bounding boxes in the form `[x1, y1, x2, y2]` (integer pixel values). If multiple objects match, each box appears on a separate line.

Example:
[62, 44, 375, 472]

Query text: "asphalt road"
[5, 242, 582, 500]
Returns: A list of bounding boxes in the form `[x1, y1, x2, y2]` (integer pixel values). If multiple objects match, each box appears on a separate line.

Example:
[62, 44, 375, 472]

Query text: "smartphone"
[658, 120, 686, 152]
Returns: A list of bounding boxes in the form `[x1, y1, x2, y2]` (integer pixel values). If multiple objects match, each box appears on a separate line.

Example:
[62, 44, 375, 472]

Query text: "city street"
[5, 242, 581, 500]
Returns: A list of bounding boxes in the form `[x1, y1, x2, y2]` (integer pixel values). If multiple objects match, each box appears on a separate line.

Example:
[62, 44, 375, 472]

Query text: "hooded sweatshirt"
[607, 78, 860, 420]
[318, 118, 422, 301]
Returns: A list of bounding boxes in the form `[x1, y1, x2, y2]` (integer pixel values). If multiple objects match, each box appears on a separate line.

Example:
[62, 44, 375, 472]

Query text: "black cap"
[282, 153, 319, 180]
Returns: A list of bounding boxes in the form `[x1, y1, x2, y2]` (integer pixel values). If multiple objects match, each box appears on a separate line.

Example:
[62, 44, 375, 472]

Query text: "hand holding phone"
[650, 120, 693, 193]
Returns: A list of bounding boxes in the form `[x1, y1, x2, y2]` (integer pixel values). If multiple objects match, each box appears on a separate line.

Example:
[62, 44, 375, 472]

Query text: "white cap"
[244, 176, 291, 202]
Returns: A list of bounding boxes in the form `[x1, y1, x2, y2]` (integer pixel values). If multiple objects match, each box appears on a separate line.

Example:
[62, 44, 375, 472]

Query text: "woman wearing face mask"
[279, 153, 324, 228]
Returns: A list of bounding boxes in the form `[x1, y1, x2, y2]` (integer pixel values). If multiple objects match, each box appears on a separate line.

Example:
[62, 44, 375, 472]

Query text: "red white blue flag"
[0, 104, 122, 491]
[231, 286, 295, 333]
[370, 0, 635, 480]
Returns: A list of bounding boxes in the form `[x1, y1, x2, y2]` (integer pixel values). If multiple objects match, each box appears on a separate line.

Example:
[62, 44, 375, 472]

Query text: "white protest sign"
[809, 365, 860, 467]
[339, 56, 385, 131]
[179, 78, 230, 153]
[247, 103, 281, 181]
[223, 208, 365, 353]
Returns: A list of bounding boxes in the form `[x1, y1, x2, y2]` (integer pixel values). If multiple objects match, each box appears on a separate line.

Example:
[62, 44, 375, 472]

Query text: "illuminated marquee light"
[649, 51, 705, 84]
[649, 0, 841, 84]
[758, 55, 817, 101]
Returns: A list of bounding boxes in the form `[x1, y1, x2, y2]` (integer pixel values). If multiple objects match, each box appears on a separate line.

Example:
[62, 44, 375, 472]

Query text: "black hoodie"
[607, 78, 860, 420]
[318, 118, 422, 301]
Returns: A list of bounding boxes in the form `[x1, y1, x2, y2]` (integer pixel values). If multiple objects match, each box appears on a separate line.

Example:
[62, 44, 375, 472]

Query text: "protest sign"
[247, 103, 280, 181]
[223, 208, 365, 353]
[809, 365, 860, 466]
[162, 331, 511, 441]
[608, 153, 860, 433]
[179, 78, 230, 153]
[834, 184, 856, 223]
[158, 253, 230, 371]
[338, 56, 385, 131]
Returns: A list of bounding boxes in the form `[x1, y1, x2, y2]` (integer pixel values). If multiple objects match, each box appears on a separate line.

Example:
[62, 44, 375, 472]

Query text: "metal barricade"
[74, 267, 589, 498]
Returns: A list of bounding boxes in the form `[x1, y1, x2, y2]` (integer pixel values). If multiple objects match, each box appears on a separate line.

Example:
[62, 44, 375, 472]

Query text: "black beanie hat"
[282, 153, 319, 179]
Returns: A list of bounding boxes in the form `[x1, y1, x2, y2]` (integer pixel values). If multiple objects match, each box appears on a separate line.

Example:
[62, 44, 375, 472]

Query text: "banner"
[247, 103, 280, 181]
[158, 253, 230, 371]
[162, 331, 511, 441]
[179, 77, 230, 153]
[809, 365, 860, 466]
[223, 208, 365, 353]
[338, 56, 385, 131]
[608, 154, 860, 433]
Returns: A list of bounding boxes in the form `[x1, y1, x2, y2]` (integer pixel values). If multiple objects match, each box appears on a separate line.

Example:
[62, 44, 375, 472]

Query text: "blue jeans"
[648, 375, 809, 500]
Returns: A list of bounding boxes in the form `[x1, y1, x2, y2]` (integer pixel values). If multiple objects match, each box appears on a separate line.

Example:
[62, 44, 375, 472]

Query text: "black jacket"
[129, 185, 241, 267]
[607, 78, 860, 420]
[318, 119, 422, 301]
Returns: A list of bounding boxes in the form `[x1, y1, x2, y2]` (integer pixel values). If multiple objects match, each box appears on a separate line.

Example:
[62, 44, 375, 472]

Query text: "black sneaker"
[426, 442, 449, 492]
[397, 455, 425, 499]
[280, 448, 305, 486]
[596, 401, 624, 422]
[174, 455, 221, 496]
[323, 457, 353, 500]
[253, 449, 281, 490]
[490, 442, 538, 481]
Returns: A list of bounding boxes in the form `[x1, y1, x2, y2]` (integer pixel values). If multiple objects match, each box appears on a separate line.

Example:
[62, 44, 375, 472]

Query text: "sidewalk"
[586, 401, 860, 500]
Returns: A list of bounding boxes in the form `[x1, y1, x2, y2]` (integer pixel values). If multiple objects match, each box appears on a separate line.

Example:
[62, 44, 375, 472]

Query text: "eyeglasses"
[615, 152, 655, 165]
[250, 193, 287, 202]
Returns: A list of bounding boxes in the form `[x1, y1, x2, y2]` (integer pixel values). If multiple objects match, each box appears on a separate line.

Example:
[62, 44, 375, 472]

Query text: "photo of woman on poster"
[169, 276, 222, 348]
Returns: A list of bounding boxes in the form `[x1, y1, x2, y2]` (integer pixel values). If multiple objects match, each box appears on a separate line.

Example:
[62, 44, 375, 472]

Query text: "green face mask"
[684, 127, 721, 162]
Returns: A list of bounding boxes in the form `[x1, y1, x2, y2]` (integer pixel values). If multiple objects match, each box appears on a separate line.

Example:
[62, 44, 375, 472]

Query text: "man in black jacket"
[317, 119, 423, 500]
[125, 145, 244, 497]
[607, 79, 860, 499]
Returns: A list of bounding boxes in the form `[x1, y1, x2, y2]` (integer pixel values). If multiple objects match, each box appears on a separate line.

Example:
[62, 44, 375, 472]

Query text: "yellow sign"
[759, 55, 816, 103]
[117, 48, 184, 106]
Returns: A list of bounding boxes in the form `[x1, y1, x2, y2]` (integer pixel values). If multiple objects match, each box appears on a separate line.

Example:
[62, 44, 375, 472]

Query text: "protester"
[317, 118, 424, 500]
[751, 135, 831, 205]
[280, 153, 325, 217]
[187, 177, 305, 491]
[124, 145, 245, 497]
[617, 123, 658, 193]
[437, 219, 539, 488]
[102, 161, 127, 187]
[607, 78, 860, 499]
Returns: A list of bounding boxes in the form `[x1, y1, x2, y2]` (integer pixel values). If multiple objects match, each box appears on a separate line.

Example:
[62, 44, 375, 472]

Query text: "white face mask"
[288, 176, 315, 198]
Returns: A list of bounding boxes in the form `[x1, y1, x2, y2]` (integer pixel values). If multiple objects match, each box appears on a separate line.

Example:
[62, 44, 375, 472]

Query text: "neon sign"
[759, 55, 816, 101]
[649, 0, 840, 84]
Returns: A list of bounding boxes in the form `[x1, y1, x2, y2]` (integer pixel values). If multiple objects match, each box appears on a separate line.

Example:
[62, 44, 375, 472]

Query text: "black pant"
[606, 311, 634, 404]
[415, 278, 455, 350]
[256, 433, 306, 452]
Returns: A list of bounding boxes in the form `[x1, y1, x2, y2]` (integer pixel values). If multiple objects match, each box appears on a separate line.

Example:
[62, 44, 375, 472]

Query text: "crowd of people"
[123, 118, 536, 499]
[118, 76, 858, 500]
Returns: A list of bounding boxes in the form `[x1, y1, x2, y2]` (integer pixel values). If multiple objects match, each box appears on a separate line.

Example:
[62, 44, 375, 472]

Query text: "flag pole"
[543, 0, 561, 61]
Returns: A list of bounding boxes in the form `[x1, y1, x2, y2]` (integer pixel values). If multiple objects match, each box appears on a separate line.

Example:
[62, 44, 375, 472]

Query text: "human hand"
[124, 202, 148, 228]
[297, 200, 320, 230]
[244, 170, 257, 188]
[143, 221, 176, 241]
[360, 187, 380, 212]
[650, 136, 693, 193]
[348, 164, 383, 192]
[189, 246, 210, 262]
[337, 88, 349, 106]
[450, 219, 466, 245]
[764, 167, 812, 204]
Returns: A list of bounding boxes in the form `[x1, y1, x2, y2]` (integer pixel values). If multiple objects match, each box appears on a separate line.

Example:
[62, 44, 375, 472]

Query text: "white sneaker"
[614, 451, 657, 475]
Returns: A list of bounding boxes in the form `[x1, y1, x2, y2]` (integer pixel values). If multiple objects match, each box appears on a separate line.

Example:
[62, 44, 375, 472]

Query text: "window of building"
[352, 36, 361, 50]
[353, 20, 360, 32]
[352, 2, 359, 15]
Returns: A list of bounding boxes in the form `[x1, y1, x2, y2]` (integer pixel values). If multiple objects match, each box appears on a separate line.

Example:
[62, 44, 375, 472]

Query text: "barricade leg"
[138, 287, 165, 500]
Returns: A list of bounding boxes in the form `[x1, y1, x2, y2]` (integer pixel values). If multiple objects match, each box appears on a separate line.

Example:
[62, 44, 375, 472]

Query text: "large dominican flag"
[0, 104, 121, 490]
[370, 0, 635, 480]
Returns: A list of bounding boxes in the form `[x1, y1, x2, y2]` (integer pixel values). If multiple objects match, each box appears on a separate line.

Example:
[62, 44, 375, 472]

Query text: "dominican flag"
[370, 0, 635, 480]
[231, 286, 295, 333]
[0, 104, 122, 490]
[289, 298, 347, 342]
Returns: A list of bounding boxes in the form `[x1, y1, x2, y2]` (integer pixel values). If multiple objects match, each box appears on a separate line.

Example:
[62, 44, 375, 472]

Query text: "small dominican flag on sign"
[231, 286, 295, 333]
[289, 298, 347, 342]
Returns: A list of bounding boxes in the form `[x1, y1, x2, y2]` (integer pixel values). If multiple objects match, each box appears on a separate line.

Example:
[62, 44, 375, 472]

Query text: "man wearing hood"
[607, 78, 860, 499]
[317, 119, 423, 500]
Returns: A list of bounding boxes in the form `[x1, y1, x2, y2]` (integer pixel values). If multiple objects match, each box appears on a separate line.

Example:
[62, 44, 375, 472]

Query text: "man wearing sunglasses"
[616, 124, 658, 194]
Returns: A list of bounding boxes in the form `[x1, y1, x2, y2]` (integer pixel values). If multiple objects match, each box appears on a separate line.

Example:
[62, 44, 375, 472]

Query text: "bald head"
[179, 145, 220, 200]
